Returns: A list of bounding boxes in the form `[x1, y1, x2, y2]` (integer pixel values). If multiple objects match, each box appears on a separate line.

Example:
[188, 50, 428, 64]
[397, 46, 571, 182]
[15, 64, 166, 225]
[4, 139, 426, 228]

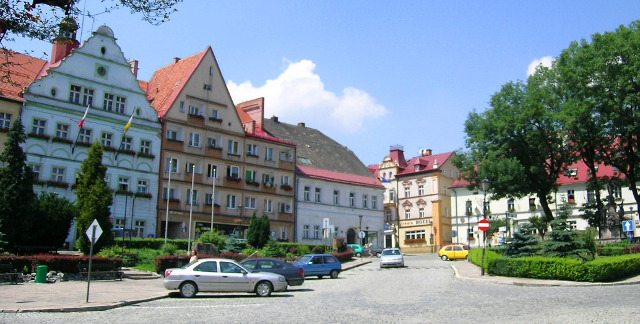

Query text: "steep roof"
[0, 51, 47, 102]
[297, 165, 383, 188]
[263, 117, 374, 178]
[397, 151, 455, 177]
[145, 48, 209, 117]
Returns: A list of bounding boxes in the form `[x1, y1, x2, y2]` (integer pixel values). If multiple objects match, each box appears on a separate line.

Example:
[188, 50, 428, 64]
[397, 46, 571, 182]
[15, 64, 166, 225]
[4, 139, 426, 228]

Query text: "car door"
[218, 261, 251, 292]
[453, 245, 464, 259]
[304, 256, 324, 275]
[257, 259, 285, 277]
[191, 261, 219, 291]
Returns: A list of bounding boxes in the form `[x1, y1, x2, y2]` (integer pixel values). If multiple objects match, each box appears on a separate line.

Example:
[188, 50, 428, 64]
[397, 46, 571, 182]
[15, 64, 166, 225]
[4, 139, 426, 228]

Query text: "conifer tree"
[75, 142, 114, 254]
[502, 223, 539, 258]
[542, 204, 589, 259]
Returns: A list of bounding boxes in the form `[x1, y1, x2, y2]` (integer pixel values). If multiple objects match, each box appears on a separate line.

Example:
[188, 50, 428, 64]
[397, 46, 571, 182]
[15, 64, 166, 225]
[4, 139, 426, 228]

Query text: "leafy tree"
[198, 230, 226, 251]
[0, 116, 35, 249]
[29, 192, 77, 247]
[246, 213, 258, 247]
[458, 67, 572, 222]
[502, 223, 539, 258]
[579, 227, 597, 261]
[528, 215, 549, 240]
[75, 142, 113, 254]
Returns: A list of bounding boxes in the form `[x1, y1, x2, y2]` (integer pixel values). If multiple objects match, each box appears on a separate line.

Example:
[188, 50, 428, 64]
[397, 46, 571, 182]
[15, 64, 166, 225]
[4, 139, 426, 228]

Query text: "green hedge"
[0, 255, 123, 273]
[469, 250, 640, 282]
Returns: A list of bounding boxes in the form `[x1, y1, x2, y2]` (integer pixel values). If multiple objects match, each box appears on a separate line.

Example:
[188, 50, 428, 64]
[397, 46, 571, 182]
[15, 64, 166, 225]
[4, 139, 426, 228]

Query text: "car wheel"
[317, 275, 323, 279]
[255, 281, 273, 297]
[179, 281, 198, 298]
[356, 252, 361, 257]
[441, 255, 449, 261]
[330, 270, 339, 279]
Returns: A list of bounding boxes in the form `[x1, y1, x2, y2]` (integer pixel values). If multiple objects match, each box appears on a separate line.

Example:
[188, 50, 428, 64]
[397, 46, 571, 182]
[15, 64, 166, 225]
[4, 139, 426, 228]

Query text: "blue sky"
[9, 1, 640, 166]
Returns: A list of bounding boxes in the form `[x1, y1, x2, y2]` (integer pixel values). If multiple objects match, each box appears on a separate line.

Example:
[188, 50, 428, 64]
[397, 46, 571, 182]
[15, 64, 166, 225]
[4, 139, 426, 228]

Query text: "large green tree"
[29, 192, 77, 248]
[247, 213, 271, 249]
[458, 67, 572, 221]
[0, 116, 35, 249]
[75, 142, 113, 254]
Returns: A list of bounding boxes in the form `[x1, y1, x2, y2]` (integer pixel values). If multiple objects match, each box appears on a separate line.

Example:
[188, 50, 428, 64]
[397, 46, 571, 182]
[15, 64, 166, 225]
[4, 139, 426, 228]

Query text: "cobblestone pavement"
[2, 254, 639, 324]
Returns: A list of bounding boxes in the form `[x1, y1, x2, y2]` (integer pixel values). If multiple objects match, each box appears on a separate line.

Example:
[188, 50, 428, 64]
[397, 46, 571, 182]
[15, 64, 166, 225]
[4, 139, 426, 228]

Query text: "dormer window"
[564, 168, 578, 177]
[415, 165, 421, 172]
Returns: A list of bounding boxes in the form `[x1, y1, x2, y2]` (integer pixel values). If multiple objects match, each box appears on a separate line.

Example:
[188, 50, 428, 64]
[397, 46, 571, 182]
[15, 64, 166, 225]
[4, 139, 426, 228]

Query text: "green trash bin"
[35, 265, 48, 283]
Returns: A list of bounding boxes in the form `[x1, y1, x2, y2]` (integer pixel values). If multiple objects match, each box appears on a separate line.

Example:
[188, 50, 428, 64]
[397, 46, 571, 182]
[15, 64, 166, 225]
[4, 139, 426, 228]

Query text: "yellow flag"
[124, 111, 134, 133]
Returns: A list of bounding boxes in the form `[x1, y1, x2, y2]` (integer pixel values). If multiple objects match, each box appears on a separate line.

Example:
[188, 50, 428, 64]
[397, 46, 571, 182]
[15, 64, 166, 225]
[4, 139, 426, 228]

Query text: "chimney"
[51, 17, 79, 64]
[420, 149, 432, 156]
[271, 116, 279, 123]
[173, 57, 181, 64]
[129, 60, 139, 77]
[298, 122, 305, 127]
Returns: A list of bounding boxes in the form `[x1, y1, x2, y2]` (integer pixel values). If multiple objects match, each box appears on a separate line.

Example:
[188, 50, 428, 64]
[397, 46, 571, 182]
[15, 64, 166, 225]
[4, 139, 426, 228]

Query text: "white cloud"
[227, 59, 387, 134]
[527, 56, 554, 76]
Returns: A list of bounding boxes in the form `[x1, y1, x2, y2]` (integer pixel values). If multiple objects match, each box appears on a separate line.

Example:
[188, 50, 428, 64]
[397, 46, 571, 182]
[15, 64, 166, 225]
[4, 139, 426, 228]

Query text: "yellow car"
[438, 244, 469, 261]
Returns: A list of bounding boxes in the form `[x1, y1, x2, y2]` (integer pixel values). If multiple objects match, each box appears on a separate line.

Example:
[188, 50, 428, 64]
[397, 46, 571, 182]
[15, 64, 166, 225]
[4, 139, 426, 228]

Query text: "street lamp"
[359, 215, 363, 259]
[481, 178, 490, 276]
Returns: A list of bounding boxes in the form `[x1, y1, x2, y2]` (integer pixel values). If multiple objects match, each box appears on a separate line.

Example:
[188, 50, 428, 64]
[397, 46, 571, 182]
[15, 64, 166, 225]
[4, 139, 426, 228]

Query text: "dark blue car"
[293, 254, 341, 279]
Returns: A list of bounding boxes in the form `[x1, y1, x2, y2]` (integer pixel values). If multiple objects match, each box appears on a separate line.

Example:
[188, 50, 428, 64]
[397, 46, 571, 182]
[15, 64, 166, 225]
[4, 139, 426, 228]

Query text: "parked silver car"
[163, 258, 288, 297]
[379, 248, 404, 268]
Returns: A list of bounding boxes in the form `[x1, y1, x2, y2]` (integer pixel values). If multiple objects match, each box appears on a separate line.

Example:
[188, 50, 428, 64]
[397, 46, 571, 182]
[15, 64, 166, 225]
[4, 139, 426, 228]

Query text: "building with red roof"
[145, 49, 296, 241]
[369, 146, 459, 252]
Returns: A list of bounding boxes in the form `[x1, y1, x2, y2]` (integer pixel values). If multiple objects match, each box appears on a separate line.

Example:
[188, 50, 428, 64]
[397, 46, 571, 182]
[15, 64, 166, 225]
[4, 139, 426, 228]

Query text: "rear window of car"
[297, 256, 312, 263]
[324, 256, 337, 263]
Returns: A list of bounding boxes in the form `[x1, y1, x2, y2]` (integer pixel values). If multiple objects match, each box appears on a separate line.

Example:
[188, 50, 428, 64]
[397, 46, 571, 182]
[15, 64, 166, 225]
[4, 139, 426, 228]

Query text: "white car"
[163, 258, 288, 297]
[379, 248, 404, 268]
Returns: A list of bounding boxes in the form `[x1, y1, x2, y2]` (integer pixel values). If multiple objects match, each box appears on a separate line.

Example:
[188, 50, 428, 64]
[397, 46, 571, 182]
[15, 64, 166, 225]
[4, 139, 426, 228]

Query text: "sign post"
[85, 219, 103, 303]
[478, 219, 490, 276]
[622, 220, 635, 243]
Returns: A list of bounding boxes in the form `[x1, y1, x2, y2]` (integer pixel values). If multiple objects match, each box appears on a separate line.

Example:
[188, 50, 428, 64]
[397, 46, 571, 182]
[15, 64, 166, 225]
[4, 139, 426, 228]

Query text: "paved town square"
[2, 254, 638, 324]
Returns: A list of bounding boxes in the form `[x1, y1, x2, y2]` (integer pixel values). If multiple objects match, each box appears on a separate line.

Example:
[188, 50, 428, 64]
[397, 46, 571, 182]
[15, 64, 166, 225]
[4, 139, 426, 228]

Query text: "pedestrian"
[189, 250, 198, 263]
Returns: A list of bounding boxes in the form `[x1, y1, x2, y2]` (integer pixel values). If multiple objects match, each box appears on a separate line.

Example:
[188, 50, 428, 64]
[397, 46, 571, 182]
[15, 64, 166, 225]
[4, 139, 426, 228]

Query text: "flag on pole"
[379, 177, 391, 183]
[123, 110, 135, 133]
[115, 110, 136, 160]
[78, 104, 90, 128]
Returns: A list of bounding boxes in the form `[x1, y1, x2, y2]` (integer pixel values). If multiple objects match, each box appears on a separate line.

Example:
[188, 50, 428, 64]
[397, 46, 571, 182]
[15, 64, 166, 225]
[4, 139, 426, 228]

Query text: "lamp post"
[481, 178, 490, 276]
[187, 164, 195, 252]
[164, 159, 172, 244]
[359, 215, 363, 259]
[210, 168, 216, 232]
[466, 200, 471, 246]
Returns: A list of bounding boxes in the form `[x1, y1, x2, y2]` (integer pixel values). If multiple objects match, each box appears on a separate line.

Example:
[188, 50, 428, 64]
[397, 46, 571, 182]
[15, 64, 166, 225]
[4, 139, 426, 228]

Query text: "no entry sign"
[479, 219, 490, 232]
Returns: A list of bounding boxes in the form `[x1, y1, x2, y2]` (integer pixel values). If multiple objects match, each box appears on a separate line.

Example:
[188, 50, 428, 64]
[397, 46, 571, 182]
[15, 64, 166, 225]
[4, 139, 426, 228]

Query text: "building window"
[114, 218, 125, 230]
[247, 144, 258, 157]
[264, 199, 273, 213]
[528, 198, 536, 211]
[83, 88, 94, 107]
[121, 136, 132, 150]
[69, 85, 82, 104]
[245, 197, 256, 209]
[79, 128, 92, 143]
[186, 162, 196, 173]
[404, 187, 410, 198]
[137, 180, 148, 193]
[262, 174, 275, 187]
[103, 93, 114, 111]
[613, 186, 622, 199]
[303, 225, 310, 239]
[303, 186, 310, 201]
[210, 109, 219, 119]
[118, 177, 129, 192]
[419, 208, 425, 218]
[189, 104, 202, 116]
[313, 225, 320, 239]
[0, 113, 11, 128]
[507, 198, 515, 211]
[586, 190, 595, 203]
[51, 167, 65, 182]
[280, 150, 293, 162]
[333, 190, 339, 205]
[31, 164, 41, 180]
[115, 96, 126, 114]
[102, 132, 113, 147]
[162, 187, 175, 200]
[363, 195, 368, 208]
[404, 210, 411, 219]
[166, 129, 178, 140]
[349, 193, 355, 207]
[55, 123, 69, 139]
[265, 147, 274, 161]
[245, 170, 257, 182]
[280, 227, 287, 240]
[226, 195, 237, 209]
[405, 230, 426, 240]
[226, 165, 240, 178]
[207, 137, 219, 148]
[372, 196, 378, 209]
[281, 175, 291, 186]
[227, 140, 239, 155]
[32, 119, 46, 135]
[179, 101, 185, 112]
[134, 220, 145, 238]
[189, 132, 201, 147]
[166, 158, 178, 173]
[207, 164, 218, 178]
[418, 185, 424, 196]
[140, 140, 151, 154]
[315, 188, 321, 202]
[187, 189, 198, 206]
[205, 193, 215, 205]
[389, 189, 395, 203]
[385, 209, 392, 222]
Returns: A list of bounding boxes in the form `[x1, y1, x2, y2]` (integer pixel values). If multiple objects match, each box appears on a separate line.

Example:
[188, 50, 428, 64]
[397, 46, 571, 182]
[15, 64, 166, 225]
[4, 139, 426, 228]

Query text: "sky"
[8, 1, 640, 166]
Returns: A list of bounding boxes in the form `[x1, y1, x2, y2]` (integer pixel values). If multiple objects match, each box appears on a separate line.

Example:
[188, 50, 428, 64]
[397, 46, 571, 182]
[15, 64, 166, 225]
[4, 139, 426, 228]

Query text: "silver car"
[379, 248, 404, 268]
[163, 258, 288, 297]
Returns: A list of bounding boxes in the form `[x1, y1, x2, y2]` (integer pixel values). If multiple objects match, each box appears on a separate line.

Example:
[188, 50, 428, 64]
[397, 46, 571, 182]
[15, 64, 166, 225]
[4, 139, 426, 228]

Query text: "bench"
[78, 263, 123, 281]
[123, 253, 139, 267]
[0, 263, 21, 284]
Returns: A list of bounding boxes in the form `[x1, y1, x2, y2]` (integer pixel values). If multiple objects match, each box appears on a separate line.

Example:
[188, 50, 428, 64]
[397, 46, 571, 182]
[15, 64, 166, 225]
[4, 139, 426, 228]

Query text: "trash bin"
[35, 265, 48, 283]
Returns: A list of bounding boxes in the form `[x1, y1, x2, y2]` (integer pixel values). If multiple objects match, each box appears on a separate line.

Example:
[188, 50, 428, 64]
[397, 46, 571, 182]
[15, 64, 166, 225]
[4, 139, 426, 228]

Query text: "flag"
[123, 111, 134, 133]
[77, 104, 90, 128]
[380, 177, 391, 183]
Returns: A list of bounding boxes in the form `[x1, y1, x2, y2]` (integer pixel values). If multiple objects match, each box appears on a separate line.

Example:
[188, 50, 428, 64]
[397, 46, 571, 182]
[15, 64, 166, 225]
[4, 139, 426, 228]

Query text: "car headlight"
[278, 277, 286, 282]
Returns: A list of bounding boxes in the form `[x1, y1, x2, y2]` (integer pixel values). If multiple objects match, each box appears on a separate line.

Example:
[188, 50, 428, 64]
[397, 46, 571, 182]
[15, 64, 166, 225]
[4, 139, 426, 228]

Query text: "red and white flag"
[78, 104, 90, 128]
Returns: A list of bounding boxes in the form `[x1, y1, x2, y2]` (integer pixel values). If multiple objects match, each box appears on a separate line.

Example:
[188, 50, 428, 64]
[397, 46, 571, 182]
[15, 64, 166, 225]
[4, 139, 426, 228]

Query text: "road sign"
[358, 231, 365, 238]
[85, 219, 103, 243]
[622, 220, 635, 232]
[478, 219, 490, 232]
[451, 230, 457, 237]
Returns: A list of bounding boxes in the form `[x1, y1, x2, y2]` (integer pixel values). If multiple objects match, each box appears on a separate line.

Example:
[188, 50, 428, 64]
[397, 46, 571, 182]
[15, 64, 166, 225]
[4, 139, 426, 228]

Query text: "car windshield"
[296, 256, 312, 264]
[382, 249, 401, 256]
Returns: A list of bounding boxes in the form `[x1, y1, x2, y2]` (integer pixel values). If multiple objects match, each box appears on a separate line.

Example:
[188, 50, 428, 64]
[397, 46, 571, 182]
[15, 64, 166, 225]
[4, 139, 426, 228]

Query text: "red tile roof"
[398, 151, 455, 176]
[0, 51, 47, 102]
[297, 165, 384, 188]
[145, 48, 209, 117]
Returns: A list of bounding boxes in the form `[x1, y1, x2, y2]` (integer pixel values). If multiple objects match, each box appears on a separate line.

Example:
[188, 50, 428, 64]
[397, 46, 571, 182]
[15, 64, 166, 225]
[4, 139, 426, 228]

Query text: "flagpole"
[187, 164, 195, 251]
[164, 159, 172, 245]
[73, 104, 91, 153]
[116, 110, 135, 161]
[210, 168, 216, 232]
